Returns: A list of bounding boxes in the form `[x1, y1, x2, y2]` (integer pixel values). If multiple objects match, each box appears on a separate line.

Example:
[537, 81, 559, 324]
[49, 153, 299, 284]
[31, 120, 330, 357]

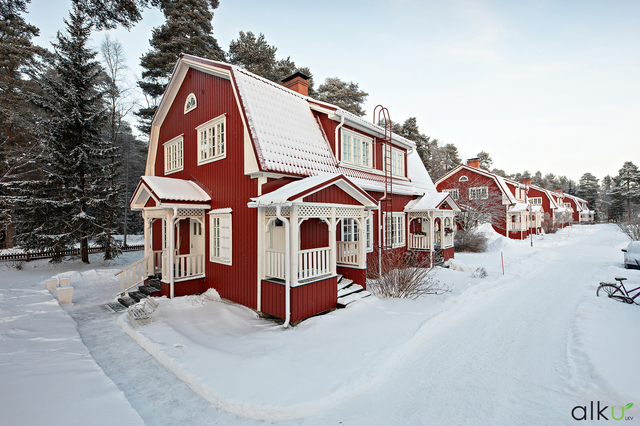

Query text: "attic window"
[184, 93, 197, 114]
[459, 176, 469, 182]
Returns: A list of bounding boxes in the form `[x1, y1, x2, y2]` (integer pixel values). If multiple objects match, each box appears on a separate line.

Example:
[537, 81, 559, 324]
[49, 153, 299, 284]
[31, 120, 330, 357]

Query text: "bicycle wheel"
[597, 284, 622, 299]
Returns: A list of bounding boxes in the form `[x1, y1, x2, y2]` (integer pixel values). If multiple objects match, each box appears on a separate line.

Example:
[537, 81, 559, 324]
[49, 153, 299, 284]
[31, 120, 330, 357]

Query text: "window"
[529, 197, 542, 205]
[469, 186, 488, 200]
[383, 212, 405, 248]
[342, 218, 359, 242]
[564, 203, 571, 209]
[341, 129, 372, 168]
[442, 189, 459, 200]
[164, 135, 183, 174]
[383, 147, 405, 176]
[365, 215, 373, 252]
[184, 93, 197, 114]
[197, 114, 226, 165]
[459, 175, 468, 182]
[209, 209, 232, 265]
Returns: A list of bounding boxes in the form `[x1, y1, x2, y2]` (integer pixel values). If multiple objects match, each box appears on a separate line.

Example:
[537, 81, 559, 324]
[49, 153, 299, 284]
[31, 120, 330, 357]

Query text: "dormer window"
[341, 128, 372, 169]
[184, 93, 197, 114]
[459, 176, 469, 182]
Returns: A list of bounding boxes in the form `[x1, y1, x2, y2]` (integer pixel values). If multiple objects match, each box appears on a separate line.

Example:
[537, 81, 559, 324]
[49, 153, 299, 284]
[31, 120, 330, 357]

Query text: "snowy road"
[3, 225, 637, 425]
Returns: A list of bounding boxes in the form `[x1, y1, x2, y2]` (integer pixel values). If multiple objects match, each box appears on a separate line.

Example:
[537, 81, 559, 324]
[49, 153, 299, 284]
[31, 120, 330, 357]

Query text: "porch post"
[357, 210, 365, 269]
[329, 207, 337, 275]
[257, 208, 265, 311]
[169, 207, 178, 298]
[429, 211, 434, 268]
[290, 205, 299, 287]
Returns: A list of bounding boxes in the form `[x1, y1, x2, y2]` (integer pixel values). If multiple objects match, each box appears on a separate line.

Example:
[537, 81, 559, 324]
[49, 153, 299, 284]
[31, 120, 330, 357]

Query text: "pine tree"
[316, 77, 368, 117]
[612, 161, 640, 220]
[476, 151, 493, 171]
[577, 172, 599, 215]
[8, 4, 109, 262]
[136, 0, 224, 134]
[391, 117, 435, 172]
[75, 0, 153, 29]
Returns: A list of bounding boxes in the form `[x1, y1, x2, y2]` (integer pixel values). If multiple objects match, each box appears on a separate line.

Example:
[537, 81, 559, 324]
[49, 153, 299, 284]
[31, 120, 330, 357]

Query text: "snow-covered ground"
[1, 224, 638, 425]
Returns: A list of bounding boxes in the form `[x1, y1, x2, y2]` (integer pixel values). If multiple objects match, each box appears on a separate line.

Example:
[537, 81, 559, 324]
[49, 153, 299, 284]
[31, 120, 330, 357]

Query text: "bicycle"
[596, 277, 640, 304]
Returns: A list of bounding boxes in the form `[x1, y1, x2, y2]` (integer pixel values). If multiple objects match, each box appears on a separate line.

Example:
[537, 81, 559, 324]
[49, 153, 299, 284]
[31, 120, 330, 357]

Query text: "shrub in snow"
[472, 267, 488, 279]
[368, 249, 449, 299]
[542, 213, 558, 234]
[618, 218, 640, 241]
[454, 228, 488, 252]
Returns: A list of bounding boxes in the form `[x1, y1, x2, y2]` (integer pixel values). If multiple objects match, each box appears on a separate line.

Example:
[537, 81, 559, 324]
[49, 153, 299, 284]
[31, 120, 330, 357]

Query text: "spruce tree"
[136, 0, 224, 135]
[577, 172, 599, 215]
[612, 161, 640, 220]
[8, 4, 109, 262]
[316, 77, 368, 117]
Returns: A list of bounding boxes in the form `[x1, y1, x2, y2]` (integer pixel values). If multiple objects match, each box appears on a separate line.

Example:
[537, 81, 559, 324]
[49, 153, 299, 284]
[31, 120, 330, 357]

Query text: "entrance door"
[190, 219, 204, 254]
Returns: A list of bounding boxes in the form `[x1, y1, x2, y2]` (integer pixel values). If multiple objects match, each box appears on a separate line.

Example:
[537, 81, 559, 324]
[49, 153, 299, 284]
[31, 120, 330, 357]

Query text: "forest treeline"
[1, 0, 638, 256]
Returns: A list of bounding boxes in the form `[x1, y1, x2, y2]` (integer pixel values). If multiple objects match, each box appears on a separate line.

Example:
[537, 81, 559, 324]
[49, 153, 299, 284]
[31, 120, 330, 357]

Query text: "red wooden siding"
[261, 277, 337, 323]
[262, 177, 296, 194]
[154, 68, 259, 310]
[160, 278, 205, 297]
[303, 186, 361, 205]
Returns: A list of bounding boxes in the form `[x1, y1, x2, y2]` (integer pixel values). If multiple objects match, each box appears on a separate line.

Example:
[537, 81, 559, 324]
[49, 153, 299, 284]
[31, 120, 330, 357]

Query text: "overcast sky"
[27, 0, 640, 182]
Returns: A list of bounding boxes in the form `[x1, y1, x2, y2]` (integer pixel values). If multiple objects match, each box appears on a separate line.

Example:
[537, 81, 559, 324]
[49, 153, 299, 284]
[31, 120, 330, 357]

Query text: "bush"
[542, 213, 558, 234]
[618, 218, 640, 241]
[368, 249, 449, 299]
[471, 267, 487, 278]
[454, 228, 488, 252]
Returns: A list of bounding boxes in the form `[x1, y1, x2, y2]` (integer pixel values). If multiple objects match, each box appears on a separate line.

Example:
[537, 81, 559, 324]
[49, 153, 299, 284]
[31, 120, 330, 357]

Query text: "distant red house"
[122, 54, 459, 325]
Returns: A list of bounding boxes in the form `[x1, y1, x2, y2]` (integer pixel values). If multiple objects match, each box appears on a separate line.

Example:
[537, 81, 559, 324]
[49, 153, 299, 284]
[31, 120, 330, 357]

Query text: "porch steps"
[337, 278, 353, 291]
[338, 290, 371, 307]
[338, 283, 363, 298]
[108, 277, 162, 312]
[336, 275, 370, 308]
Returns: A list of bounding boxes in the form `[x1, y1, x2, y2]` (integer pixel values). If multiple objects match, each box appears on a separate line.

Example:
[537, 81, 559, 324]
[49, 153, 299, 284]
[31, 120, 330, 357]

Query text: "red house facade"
[124, 55, 459, 325]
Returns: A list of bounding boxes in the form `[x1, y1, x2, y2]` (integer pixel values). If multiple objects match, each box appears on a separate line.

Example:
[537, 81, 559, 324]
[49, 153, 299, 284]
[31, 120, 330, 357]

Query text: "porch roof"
[130, 176, 211, 210]
[508, 202, 530, 213]
[404, 192, 460, 213]
[248, 173, 377, 208]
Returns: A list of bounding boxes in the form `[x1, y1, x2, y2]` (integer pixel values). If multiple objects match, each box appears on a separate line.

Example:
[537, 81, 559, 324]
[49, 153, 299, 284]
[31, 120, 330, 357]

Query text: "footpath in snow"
[0, 262, 144, 426]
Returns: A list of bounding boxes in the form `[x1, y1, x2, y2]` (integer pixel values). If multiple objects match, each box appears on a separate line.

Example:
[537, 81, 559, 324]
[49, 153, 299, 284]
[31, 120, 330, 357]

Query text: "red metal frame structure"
[373, 105, 392, 254]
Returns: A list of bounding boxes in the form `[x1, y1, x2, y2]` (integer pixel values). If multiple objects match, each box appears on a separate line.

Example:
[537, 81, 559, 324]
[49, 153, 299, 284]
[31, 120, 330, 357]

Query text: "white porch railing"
[337, 241, 359, 265]
[162, 253, 205, 281]
[298, 247, 330, 280]
[409, 234, 430, 250]
[151, 250, 163, 274]
[507, 221, 527, 231]
[265, 250, 286, 280]
[114, 255, 153, 295]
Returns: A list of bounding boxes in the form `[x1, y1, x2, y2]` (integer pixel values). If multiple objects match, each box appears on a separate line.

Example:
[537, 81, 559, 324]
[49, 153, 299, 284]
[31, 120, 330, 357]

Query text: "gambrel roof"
[145, 54, 437, 198]
[434, 164, 518, 204]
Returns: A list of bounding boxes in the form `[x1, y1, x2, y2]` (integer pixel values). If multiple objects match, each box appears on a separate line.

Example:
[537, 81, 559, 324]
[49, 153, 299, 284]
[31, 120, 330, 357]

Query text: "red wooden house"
[434, 159, 542, 239]
[563, 193, 594, 223]
[123, 54, 459, 325]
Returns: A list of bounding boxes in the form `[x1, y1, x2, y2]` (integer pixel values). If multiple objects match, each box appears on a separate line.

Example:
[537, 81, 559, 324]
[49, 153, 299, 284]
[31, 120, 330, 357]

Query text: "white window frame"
[341, 128, 373, 169]
[383, 146, 405, 177]
[442, 189, 459, 200]
[184, 93, 197, 114]
[341, 218, 359, 242]
[365, 214, 373, 252]
[469, 186, 488, 200]
[383, 212, 406, 248]
[164, 135, 184, 175]
[209, 209, 232, 265]
[529, 197, 542, 205]
[196, 114, 227, 165]
[459, 175, 469, 182]
[564, 203, 572, 209]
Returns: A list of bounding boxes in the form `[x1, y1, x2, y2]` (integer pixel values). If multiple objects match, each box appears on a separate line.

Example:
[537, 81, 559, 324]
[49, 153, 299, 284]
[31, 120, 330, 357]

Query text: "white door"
[190, 219, 204, 254]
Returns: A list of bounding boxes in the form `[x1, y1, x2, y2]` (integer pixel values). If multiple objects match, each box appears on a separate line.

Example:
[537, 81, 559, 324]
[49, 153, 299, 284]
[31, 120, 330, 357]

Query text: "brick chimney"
[282, 72, 310, 96]
[467, 158, 480, 168]
[555, 189, 562, 193]
[522, 178, 531, 185]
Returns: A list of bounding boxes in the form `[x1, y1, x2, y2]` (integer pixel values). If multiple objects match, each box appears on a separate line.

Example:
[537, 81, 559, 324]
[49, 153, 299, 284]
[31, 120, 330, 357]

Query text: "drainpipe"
[169, 206, 178, 299]
[276, 205, 291, 328]
[334, 114, 345, 158]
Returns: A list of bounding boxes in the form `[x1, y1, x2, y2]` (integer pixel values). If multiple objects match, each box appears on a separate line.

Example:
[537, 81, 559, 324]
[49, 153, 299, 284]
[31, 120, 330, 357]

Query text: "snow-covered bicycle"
[597, 277, 640, 304]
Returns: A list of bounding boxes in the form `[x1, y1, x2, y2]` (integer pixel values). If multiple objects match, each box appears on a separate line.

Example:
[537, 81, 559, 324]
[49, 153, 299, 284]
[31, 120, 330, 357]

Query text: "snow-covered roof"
[248, 174, 377, 208]
[141, 176, 211, 202]
[531, 205, 544, 212]
[404, 192, 460, 212]
[434, 165, 517, 204]
[508, 203, 530, 212]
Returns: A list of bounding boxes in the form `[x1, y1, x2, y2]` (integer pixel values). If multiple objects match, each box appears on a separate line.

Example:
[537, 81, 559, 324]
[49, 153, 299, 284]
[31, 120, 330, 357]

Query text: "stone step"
[338, 291, 371, 307]
[129, 291, 146, 303]
[337, 278, 353, 291]
[138, 285, 160, 296]
[148, 279, 162, 290]
[338, 283, 363, 298]
[117, 296, 136, 308]
[105, 302, 126, 313]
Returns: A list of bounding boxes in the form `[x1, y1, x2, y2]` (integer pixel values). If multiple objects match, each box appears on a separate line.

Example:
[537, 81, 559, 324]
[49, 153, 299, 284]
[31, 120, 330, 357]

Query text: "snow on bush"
[617, 218, 640, 241]
[454, 228, 488, 252]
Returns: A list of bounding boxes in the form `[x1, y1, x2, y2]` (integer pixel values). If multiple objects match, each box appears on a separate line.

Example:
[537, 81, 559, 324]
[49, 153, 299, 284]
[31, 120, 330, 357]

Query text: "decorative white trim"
[196, 114, 227, 166]
[163, 135, 184, 175]
[184, 93, 197, 114]
[459, 175, 468, 182]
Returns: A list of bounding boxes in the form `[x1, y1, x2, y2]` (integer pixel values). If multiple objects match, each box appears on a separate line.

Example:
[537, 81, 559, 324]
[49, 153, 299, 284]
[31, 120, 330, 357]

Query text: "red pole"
[501, 252, 504, 275]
